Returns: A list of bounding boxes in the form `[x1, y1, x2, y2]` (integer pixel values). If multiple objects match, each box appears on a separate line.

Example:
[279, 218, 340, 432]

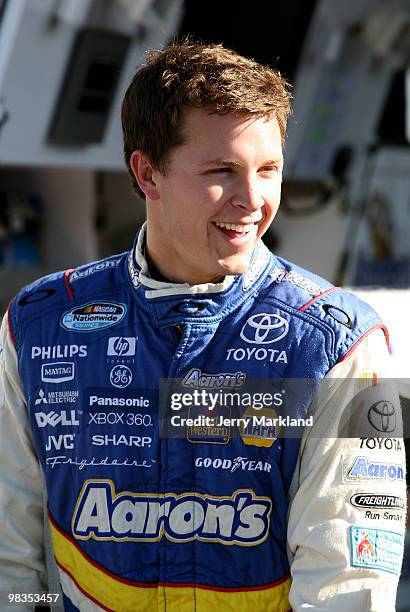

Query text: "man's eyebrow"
[199, 158, 283, 167]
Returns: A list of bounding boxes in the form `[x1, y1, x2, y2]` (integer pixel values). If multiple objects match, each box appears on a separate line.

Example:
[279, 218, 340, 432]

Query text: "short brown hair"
[121, 40, 292, 197]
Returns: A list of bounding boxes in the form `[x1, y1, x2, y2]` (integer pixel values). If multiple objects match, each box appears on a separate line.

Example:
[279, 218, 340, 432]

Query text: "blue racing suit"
[0, 226, 405, 611]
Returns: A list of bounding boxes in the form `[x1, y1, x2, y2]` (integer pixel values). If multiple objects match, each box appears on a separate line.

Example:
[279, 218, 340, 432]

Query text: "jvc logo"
[35, 410, 79, 428]
[46, 434, 75, 450]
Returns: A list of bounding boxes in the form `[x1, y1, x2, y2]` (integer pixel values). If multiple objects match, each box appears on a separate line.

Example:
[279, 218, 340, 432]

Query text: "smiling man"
[133, 108, 283, 283]
[0, 41, 406, 611]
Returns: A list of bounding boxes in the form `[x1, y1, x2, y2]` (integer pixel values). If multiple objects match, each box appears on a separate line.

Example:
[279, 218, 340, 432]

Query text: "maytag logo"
[61, 302, 126, 332]
[41, 362, 75, 383]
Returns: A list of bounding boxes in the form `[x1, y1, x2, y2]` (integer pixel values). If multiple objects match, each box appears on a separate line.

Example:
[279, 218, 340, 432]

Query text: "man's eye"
[207, 167, 232, 174]
[260, 166, 280, 174]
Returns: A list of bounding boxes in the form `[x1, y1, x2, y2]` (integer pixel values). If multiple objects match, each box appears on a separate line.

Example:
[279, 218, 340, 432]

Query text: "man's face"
[147, 107, 284, 284]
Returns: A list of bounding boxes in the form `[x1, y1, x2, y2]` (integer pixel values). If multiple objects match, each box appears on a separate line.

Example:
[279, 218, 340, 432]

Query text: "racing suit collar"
[132, 223, 235, 297]
[127, 223, 274, 325]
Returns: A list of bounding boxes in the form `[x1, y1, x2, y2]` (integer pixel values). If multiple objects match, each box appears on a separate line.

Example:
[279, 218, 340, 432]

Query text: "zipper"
[174, 324, 183, 341]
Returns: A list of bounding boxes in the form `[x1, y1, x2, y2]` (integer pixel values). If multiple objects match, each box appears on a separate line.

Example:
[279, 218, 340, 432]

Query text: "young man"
[0, 41, 406, 611]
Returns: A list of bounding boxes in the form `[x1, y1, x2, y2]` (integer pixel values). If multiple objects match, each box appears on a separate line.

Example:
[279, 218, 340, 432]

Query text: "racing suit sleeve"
[0, 310, 47, 605]
[287, 329, 406, 612]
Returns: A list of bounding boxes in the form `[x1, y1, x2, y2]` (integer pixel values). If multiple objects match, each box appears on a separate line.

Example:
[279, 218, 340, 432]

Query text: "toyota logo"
[240, 313, 289, 345]
[367, 401, 396, 433]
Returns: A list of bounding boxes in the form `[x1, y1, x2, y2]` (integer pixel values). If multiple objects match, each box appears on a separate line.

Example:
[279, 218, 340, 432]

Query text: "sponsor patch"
[240, 313, 289, 345]
[34, 410, 80, 428]
[72, 480, 272, 545]
[350, 493, 405, 510]
[368, 401, 397, 433]
[242, 246, 270, 291]
[41, 362, 75, 383]
[70, 258, 121, 282]
[128, 252, 140, 289]
[46, 434, 75, 451]
[350, 526, 404, 574]
[182, 368, 246, 389]
[110, 365, 133, 388]
[107, 337, 136, 357]
[270, 268, 322, 296]
[322, 304, 352, 329]
[88, 393, 150, 408]
[226, 346, 287, 364]
[88, 412, 153, 427]
[34, 388, 79, 406]
[91, 434, 151, 447]
[31, 345, 87, 360]
[343, 455, 405, 483]
[195, 456, 272, 473]
[61, 302, 126, 332]
[187, 405, 230, 444]
[238, 407, 280, 448]
[359, 438, 402, 452]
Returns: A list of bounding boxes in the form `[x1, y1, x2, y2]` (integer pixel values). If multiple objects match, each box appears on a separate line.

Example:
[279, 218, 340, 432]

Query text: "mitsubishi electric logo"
[240, 313, 289, 345]
[35, 389, 48, 405]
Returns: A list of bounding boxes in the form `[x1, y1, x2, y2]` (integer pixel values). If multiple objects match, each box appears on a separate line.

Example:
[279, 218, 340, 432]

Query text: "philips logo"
[107, 337, 136, 357]
[41, 362, 75, 383]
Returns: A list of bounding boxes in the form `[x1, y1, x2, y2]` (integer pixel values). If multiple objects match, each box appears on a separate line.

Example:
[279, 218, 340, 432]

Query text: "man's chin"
[216, 254, 252, 277]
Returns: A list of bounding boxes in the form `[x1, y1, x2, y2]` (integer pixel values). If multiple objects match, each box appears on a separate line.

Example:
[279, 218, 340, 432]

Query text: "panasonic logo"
[72, 481, 271, 546]
[89, 395, 150, 408]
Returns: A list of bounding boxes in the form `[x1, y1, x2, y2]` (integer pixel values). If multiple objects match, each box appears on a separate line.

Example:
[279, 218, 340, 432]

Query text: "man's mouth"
[214, 221, 255, 238]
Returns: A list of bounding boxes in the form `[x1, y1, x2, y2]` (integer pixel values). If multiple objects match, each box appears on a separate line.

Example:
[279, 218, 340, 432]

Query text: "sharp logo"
[72, 480, 272, 545]
[107, 337, 136, 357]
[35, 410, 80, 428]
[41, 362, 75, 383]
[91, 434, 151, 447]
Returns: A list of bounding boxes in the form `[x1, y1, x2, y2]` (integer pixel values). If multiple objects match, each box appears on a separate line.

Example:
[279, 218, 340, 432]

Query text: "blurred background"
[0, 0, 409, 607]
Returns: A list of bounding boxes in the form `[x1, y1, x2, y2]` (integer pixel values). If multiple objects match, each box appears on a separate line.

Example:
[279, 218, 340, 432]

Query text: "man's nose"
[231, 178, 264, 211]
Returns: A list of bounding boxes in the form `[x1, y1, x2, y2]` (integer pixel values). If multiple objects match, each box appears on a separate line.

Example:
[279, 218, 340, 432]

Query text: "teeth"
[215, 222, 253, 233]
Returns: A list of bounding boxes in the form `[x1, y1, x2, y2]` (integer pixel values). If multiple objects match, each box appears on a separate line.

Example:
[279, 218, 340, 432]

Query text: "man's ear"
[130, 151, 160, 200]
